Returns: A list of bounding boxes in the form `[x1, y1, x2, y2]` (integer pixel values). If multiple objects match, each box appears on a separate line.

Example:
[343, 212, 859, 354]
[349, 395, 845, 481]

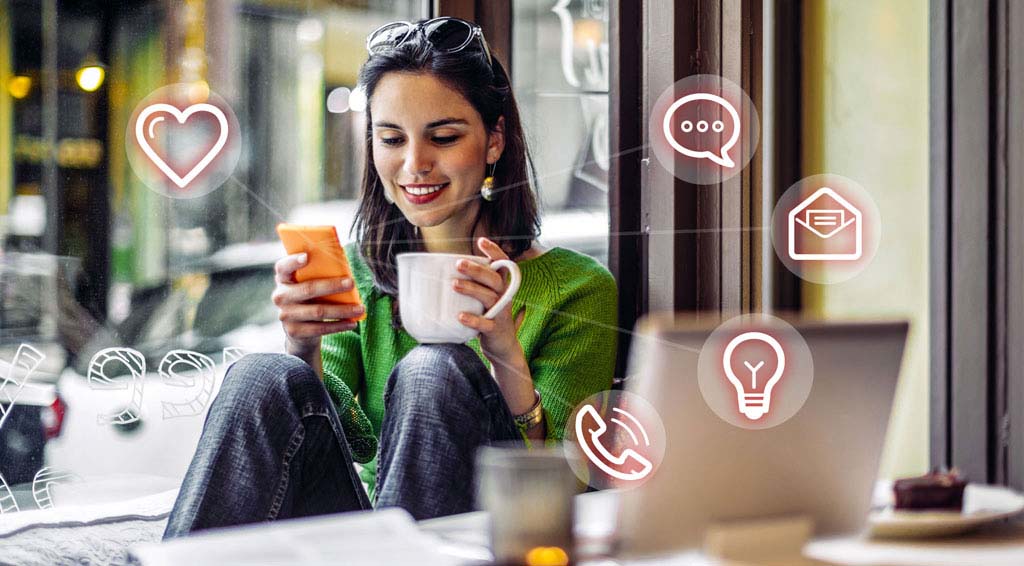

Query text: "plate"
[868, 483, 1024, 538]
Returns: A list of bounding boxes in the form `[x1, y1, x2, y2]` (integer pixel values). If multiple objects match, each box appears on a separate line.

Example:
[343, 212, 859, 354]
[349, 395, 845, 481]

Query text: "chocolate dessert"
[893, 469, 966, 511]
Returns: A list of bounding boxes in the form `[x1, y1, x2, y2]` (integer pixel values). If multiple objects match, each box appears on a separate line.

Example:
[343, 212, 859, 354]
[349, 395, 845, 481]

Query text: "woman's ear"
[487, 116, 506, 164]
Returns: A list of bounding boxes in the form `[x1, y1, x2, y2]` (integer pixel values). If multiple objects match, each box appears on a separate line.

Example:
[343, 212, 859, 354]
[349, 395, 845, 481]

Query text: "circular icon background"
[126, 83, 241, 199]
[770, 174, 882, 284]
[649, 74, 760, 185]
[697, 314, 813, 430]
[563, 390, 666, 490]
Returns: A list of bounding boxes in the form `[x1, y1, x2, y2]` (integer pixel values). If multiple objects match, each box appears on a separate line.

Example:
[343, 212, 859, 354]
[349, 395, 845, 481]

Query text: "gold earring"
[480, 162, 497, 201]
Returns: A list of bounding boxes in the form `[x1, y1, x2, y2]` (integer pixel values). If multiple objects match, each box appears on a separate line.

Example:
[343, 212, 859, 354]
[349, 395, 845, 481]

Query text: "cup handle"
[482, 259, 522, 319]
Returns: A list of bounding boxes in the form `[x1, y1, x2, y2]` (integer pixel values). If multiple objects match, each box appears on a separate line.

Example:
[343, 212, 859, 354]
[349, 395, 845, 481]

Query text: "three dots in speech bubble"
[649, 74, 760, 185]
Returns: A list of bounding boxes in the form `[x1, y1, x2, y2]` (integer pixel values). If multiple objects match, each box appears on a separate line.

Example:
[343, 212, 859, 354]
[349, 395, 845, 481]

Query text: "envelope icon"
[787, 187, 862, 261]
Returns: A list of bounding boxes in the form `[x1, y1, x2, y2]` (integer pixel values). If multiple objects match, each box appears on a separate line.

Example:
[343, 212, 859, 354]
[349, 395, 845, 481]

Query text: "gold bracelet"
[513, 389, 544, 430]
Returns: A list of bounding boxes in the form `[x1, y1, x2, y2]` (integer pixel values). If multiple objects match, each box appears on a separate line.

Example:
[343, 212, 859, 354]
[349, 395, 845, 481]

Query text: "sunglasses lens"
[368, 22, 411, 53]
[424, 18, 474, 52]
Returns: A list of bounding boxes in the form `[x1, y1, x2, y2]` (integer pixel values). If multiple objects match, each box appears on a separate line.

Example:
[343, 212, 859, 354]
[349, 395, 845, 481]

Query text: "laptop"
[615, 316, 908, 557]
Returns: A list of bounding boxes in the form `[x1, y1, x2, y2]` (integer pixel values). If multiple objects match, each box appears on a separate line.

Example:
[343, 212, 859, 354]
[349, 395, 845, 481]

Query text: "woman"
[164, 17, 617, 536]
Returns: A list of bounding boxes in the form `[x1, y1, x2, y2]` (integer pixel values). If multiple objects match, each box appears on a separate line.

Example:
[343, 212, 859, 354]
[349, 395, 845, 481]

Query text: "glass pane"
[513, 0, 610, 266]
[799, 1, 930, 481]
[0, 0, 422, 515]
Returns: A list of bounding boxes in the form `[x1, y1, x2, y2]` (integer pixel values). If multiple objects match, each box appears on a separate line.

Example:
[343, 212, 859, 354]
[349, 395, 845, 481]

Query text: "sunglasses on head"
[366, 17, 493, 66]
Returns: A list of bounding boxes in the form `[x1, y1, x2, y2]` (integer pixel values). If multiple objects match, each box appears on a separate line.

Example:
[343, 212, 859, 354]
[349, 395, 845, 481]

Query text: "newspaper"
[130, 508, 468, 566]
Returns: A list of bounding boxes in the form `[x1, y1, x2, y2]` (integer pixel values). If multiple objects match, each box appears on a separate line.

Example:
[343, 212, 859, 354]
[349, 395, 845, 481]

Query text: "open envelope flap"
[788, 187, 863, 260]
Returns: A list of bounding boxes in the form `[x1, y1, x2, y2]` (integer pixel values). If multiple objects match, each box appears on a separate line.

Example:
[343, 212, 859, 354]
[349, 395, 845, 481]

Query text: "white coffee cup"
[397, 252, 522, 344]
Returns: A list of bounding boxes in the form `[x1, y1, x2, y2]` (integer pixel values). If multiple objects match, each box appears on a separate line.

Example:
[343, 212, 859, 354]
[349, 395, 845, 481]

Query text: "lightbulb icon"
[722, 332, 785, 420]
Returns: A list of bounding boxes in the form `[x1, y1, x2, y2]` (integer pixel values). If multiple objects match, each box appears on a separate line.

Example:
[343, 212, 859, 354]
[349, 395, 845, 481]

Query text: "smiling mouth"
[402, 183, 448, 195]
[401, 182, 449, 204]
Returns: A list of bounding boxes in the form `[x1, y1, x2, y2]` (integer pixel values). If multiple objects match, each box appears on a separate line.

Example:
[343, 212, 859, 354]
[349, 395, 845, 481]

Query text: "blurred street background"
[0, 0, 612, 502]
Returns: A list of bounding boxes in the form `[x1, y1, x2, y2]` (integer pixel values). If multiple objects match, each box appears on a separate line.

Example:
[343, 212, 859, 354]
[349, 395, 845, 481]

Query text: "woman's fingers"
[284, 320, 358, 340]
[274, 261, 360, 346]
[458, 312, 496, 334]
[456, 259, 504, 293]
[272, 276, 353, 306]
[515, 309, 526, 331]
[452, 277, 500, 308]
[279, 302, 365, 323]
[274, 253, 308, 284]
[477, 237, 509, 261]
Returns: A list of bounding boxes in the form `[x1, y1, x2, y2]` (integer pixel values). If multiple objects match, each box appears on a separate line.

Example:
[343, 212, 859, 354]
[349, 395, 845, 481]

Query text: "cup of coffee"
[396, 252, 521, 344]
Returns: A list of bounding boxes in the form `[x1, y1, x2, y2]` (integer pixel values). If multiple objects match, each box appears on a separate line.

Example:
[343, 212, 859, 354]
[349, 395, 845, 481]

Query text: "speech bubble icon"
[662, 93, 741, 168]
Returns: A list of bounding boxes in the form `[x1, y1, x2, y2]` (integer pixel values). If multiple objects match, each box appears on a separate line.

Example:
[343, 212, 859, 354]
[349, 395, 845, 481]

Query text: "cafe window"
[512, 0, 610, 266]
[0, 0, 430, 509]
[0, 0, 627, 515]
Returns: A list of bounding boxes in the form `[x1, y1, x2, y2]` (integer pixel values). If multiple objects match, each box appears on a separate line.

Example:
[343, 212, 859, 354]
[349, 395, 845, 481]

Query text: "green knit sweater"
[320, 242, 618, 499]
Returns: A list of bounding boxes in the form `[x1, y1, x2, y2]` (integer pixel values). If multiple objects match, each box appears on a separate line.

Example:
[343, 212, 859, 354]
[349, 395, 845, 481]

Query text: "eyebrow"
[372, 118, 469, 129]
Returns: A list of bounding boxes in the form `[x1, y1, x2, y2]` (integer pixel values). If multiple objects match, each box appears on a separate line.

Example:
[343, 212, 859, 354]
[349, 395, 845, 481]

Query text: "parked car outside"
[45, 243, 285, 482]
[0, 252, 71, 490]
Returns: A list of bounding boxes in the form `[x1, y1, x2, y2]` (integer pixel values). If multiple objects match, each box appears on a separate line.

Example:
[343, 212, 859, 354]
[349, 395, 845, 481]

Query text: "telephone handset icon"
[575, 404, 654, 482]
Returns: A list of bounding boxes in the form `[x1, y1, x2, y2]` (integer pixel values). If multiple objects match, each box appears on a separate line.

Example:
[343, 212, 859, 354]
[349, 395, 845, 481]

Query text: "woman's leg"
[163, 353, 371, 538]
[375, 343, 523, 520]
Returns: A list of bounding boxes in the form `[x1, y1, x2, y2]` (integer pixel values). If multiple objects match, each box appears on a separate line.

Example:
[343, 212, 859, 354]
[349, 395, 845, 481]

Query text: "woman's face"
[369, 71, 504, 231]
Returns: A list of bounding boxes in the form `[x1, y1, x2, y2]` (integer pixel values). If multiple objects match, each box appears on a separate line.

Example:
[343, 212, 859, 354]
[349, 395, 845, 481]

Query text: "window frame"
[639, 0, 768, 315]
[930, 0, 1024, 488]
[437, 1, 792, 380]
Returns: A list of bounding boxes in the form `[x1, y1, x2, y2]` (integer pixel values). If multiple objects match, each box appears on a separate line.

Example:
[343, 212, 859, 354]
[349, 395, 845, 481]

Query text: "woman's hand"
[454, 237, 537, 419]
[272, 253, 365, 358]
[452, 238, 526, 365]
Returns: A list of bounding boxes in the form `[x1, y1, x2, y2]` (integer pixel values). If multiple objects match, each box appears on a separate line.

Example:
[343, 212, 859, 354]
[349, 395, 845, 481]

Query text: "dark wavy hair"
[351, 24, 541, 301]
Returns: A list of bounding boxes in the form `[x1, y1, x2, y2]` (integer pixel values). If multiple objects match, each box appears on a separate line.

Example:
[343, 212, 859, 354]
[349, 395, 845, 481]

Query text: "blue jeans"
[163, 344, 522, 538]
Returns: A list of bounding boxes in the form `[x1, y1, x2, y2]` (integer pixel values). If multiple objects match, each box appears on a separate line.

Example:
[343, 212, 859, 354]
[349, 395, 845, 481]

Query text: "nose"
[402, 139, 434, 178]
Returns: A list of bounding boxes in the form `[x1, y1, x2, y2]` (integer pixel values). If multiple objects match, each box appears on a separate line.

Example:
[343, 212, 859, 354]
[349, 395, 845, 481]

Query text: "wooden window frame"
[930, 0, 1024, 488]
[640, 0, 766, 316]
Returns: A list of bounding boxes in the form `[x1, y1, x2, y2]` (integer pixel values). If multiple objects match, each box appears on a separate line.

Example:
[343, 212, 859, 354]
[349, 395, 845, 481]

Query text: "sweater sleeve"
[530, 264, 619, 444]
[320, 321, 377, 463]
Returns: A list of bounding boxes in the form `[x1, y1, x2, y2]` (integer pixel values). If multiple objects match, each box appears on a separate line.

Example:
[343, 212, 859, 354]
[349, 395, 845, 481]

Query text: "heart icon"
[134, 103, 229, 189]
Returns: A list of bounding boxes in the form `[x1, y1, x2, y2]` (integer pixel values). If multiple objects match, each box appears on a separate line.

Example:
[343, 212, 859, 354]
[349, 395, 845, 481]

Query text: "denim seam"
[267, 425, 305, 520]
[300, 403, 372, 510]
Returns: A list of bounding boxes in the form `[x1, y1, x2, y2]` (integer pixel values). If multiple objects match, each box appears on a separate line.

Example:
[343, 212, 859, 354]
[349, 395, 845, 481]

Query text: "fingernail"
[342, 278, 353, 289]
[353, 305, 365, 314]
[297, 253, 308, 265]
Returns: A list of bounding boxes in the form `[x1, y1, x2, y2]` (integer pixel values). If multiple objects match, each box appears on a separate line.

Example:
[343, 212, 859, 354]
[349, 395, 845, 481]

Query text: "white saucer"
[868, 483, 1024, 538]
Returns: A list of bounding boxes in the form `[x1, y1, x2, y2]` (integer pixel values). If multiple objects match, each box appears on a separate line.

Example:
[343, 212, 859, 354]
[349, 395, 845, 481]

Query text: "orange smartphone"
[276, 223, 366, 321]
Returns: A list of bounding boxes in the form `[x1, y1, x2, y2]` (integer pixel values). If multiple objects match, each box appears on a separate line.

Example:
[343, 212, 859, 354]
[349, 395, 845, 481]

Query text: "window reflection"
[513, 0, 610, 265]
[0, 0, 424, 500]
[0, 0, 615, 511]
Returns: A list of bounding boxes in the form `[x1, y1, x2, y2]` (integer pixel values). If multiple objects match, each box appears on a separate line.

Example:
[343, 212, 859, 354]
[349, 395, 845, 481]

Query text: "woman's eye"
[380, 137, 403, 146]
[433, 135, 459, 145]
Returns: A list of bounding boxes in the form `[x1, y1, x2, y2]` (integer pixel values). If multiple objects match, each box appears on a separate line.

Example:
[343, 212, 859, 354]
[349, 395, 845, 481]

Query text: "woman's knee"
[386, 344, 486, 406]
[218, 353, 320, 413]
